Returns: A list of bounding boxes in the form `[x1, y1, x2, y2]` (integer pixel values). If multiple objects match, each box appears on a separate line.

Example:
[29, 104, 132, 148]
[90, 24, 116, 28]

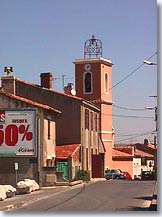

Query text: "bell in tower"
[84, 35, 102, 59]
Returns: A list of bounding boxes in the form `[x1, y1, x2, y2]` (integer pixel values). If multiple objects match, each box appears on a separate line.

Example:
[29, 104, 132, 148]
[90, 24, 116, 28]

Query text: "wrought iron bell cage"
[84, 35, 102, 59]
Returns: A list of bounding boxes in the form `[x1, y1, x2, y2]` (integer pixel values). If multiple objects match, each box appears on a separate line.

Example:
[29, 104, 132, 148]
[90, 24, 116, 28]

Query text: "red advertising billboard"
[0, 109, 36, 157]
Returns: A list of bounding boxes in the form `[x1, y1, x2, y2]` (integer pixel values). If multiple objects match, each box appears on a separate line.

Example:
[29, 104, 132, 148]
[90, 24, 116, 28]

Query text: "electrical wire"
[101, 113, 154, 119]
[115, 131, 154, 137]
[109, 51, 157, 90]
[115, 131, 154, 144]
[113, 104, 146, 111]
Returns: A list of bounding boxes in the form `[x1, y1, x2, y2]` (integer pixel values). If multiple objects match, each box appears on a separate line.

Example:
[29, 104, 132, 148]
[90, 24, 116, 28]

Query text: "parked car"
[104, 169, 121, 180]
[120, 171, 132, 180]
[141, 171, 155, 180]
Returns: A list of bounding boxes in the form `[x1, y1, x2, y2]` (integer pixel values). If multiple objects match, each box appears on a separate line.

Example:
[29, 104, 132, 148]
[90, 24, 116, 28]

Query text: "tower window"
[104, 73, 108, 93]
[84, 72, 92, 93]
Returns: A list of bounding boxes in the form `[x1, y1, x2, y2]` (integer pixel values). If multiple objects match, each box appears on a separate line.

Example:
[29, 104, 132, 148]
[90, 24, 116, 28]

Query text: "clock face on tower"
[84, 63, 91, 71]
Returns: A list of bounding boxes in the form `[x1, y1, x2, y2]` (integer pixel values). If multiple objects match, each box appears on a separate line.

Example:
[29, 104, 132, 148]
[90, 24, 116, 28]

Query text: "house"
[1, 73, 105, 179]
[112, 142, 157, 179]
[0, 90, 61, 187]
[56, 144, 81, 181]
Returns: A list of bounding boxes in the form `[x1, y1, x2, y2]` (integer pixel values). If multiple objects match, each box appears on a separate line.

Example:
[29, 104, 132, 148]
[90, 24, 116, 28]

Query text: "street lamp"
[143, 60, 157, 65]
[144, 59, 157, 132]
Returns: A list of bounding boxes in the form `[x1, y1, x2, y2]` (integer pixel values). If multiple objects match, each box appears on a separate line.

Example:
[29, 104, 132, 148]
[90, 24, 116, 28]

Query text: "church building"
[74, 35, 114, 169]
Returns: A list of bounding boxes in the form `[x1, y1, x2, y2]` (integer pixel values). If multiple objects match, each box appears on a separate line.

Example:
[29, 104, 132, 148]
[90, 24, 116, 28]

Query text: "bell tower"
[74, 36, 114, 169]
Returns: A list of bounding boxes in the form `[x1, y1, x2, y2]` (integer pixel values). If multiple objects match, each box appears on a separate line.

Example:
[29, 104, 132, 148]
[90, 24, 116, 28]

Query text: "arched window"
[104, 73, 108, 93]
[84, 72, 92, 93]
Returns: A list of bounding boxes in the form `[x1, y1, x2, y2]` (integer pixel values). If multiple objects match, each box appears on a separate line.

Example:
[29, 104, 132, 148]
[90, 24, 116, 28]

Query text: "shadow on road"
[130, 194, 157, 211]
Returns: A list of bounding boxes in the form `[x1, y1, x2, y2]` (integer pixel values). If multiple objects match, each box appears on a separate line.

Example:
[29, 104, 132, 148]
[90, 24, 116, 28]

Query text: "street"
[0, 179, 156, 211]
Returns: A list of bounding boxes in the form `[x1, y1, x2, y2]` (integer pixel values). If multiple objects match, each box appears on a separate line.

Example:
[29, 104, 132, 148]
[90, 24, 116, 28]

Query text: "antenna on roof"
[4, 67, 13, 76]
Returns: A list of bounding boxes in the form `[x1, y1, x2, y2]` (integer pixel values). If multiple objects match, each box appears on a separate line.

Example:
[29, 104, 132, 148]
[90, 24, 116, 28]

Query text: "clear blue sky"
[0, 0, 157, 144]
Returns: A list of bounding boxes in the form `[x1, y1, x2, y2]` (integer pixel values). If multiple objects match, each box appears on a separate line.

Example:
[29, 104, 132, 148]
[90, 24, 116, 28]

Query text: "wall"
[112, 158, 133, 177]
[133, 158, 141, 179]
[101, 103, 113, 168]
[0, 157, 38, 186]
[80, 105, 100, 176]
[43, 119, 56, 166]
[71, 147, 81, 180]
[13, 80, 81, 145]
[75, 63, 101, 101]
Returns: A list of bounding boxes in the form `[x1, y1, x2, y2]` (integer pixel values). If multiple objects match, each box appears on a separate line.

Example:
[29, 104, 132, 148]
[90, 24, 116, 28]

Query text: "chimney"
[144, 139, 149, 146]
[40, 72, 53, 89]
[64, 83, 76, 95]
[1, 76, 16, 94]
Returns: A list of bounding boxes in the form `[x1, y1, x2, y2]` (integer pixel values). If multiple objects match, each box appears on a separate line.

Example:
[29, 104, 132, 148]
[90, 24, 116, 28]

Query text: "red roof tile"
[112, 149, 133, 159]
[113, 146, 133, 154]
[56, 144, 80, 159]
[16, 78, 83, 101]
[15, 78, 100, 110]
[113, 144, 155, 159]
[135, 149, 154, 158]
[145, 144, 157, 150]
[0, 90, 61, 114]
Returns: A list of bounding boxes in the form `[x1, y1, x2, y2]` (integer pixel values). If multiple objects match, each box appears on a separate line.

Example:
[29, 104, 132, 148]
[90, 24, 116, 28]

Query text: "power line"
[115, 131, 154, 143]
[115, 131, 154, 137]
[109, 51, 157, 90]
[102, 113, 154, 119]
[113, 104, 146, 111]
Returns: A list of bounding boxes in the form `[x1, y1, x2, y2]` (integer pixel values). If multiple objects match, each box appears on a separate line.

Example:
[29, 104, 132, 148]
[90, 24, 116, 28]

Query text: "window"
[85, 109, 89, 129]
[84, 72, 92, 93]
[95, 113, 98, 131]
[48, 120, 51, 140]
[104, 73, 108, 93]
[141, 157, 147, 166]
[90, 112, 93, 130]
[79, 147, 81, 162]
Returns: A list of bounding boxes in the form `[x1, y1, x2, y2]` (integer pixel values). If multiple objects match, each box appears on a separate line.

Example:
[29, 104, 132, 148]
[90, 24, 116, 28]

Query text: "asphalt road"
[0, 179, 156, 211]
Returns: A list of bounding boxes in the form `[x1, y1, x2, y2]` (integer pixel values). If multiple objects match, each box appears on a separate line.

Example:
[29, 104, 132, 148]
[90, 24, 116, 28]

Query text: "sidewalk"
[149, 181, 157, 211]
[0, 180, 86, 211]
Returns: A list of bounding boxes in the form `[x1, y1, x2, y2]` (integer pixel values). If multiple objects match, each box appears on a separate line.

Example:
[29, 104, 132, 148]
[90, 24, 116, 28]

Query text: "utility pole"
[62, 74, 66, 91]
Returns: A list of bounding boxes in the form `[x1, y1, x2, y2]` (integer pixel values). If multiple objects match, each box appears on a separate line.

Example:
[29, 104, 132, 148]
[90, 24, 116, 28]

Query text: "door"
[92, 154, 104, 178]
[57, 162, 69, 180]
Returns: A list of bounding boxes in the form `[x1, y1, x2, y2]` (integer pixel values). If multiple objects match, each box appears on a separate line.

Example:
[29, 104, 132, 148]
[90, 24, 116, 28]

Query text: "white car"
[104, 169, 121, 180]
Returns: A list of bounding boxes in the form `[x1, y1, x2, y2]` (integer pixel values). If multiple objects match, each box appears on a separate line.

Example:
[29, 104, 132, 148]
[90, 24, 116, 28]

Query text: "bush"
[74, 170, 90, 181]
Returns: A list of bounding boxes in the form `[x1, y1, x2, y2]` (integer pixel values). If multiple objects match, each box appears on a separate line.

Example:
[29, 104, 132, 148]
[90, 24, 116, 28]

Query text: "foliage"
[73, 170, 90, 181]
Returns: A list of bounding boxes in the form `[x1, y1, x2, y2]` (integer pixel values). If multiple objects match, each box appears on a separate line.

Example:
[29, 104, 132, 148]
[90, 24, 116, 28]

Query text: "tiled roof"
[0, 90, 61, 114]
[16, 78, 83, 101]
[15, 78, 100, 110]
[113, 146, 133, 154]
[56, 144, 80, 159]
[144, 143, 157, 150]
[113, 144, 155, 159]
[112, 148, 133, 159]
[135, 149, 154, 158]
